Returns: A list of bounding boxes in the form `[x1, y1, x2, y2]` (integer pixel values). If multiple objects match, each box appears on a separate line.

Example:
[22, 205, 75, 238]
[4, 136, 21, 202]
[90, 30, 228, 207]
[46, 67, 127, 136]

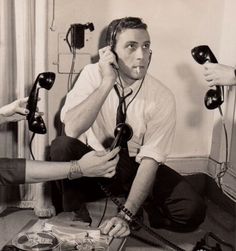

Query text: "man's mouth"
[134, 66, 144, 74]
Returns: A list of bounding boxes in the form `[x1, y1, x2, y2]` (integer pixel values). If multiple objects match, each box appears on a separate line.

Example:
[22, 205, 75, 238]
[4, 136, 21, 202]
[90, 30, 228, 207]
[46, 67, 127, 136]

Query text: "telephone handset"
[110, 123, 133, 150]
[27, 72, 55, 134]
[191, 45, 224, 110]
[110, 49, 119, 71]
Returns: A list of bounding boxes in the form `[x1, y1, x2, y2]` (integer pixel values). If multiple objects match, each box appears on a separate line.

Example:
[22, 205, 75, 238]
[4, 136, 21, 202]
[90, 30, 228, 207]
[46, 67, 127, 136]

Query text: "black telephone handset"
[110, 52, 119, 71]
[27, 72, 55, 134]
[191, 45, 224, 110]
[110, 123, 133, 150]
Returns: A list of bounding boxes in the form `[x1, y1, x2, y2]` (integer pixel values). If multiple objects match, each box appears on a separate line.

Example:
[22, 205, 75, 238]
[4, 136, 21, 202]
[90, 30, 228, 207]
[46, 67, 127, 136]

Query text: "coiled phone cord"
[98, 182, 185, 251]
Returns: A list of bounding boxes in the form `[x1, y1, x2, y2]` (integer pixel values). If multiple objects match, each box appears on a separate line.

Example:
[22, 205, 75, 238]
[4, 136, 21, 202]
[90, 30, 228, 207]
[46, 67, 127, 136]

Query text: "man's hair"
[106, 17, 148, 49]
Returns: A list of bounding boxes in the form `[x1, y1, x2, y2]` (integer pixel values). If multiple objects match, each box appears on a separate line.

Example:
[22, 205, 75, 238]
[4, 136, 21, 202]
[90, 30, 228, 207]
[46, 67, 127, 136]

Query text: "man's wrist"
[116, 210, 132, 223]
[102, 76, 116, 87]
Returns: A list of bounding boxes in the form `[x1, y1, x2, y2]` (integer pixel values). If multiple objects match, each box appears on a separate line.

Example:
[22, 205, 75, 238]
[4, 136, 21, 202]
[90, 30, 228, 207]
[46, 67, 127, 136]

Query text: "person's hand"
[0, 97, 29, 123]
[203, 63, 236, 87]
[78, 147, 120, 178]
[99, 215, 130, 238]
[98, 46, 118, 82]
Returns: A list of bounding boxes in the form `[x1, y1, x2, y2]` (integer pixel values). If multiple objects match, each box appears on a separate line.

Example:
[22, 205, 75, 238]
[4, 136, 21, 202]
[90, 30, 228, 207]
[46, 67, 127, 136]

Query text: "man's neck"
[119, 74, 137, 88]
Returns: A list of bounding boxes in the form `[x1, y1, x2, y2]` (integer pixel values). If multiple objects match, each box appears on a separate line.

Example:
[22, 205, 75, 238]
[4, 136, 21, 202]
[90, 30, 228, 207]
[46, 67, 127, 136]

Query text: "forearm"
[25, 160, 71, 183]
[64, 77, 114, 138]
[123, 158, 159, 216]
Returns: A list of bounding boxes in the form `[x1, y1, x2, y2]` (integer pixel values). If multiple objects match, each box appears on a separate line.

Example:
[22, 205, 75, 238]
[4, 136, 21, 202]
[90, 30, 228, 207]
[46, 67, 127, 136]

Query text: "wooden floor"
[0, 197, 235, 251]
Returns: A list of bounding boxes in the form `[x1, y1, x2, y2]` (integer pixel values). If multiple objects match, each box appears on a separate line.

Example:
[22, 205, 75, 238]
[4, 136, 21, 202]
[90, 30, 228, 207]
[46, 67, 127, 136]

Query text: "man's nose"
[135, 47, 145, 59]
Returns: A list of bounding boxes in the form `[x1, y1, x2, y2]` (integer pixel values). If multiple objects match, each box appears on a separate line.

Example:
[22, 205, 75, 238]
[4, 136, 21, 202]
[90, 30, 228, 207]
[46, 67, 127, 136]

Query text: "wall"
[47, 0, 224, 162]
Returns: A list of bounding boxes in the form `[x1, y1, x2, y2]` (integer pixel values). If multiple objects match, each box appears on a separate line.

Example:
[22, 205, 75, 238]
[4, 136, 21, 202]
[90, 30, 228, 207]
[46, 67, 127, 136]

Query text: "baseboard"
[166, 156, 209, 175]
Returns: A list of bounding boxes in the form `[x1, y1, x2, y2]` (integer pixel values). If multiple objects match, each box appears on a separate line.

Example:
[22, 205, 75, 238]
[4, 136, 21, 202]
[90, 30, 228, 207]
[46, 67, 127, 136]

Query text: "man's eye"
[127, 44, 136, 49]
[143, 44, 150, 49]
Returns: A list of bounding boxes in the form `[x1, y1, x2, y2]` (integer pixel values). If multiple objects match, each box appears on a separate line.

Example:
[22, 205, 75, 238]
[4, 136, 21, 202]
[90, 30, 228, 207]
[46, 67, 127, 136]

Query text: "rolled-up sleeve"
[136, 92, 176, 164]
[0, 158, 26, 185]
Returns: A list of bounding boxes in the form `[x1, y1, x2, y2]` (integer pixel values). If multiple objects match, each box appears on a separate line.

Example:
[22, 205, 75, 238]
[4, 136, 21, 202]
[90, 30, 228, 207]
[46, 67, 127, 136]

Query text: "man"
[203, 62, 236, 86]
[51, 17, 206, 238]
[0, 98, 119, 185]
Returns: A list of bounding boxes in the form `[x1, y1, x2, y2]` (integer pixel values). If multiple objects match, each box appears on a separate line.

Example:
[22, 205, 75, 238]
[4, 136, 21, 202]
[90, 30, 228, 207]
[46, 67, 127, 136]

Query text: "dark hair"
[106, 17, 148, 49]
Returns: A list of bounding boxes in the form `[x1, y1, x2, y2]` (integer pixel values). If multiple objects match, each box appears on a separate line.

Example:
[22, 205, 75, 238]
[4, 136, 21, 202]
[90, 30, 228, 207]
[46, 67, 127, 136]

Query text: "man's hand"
[98, 46, 118, 82]
[203, 63, 236, 87]
[0, 97, 29, 124]
[99, 215, 130, 238]
[78, 147, 120, 178]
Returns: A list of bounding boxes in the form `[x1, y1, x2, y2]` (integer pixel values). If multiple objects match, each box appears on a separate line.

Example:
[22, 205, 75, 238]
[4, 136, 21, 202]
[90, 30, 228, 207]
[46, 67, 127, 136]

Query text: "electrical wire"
[29, 132, 36, 160]
[97, 197, 108, 227]
[130, 232, 163, 248]
[115, 69, 145, 113]
[49, 0, 56, 31]
[216, 106, 229, 189]
[67, 47, 76, 92]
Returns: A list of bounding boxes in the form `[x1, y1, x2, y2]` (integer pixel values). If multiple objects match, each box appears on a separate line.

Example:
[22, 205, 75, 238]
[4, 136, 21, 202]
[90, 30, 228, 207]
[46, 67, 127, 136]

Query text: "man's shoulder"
[83, 62, 99, 73]
[145, 74, 175, 100]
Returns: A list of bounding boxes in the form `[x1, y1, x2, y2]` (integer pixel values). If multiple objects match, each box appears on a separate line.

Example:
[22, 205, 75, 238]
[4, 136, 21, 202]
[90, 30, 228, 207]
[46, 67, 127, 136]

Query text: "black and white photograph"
[0, 0, 235, 250]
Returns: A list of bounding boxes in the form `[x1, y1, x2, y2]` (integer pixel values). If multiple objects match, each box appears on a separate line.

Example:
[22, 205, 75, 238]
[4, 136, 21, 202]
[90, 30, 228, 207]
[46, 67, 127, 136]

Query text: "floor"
[0, 175, 235, 251]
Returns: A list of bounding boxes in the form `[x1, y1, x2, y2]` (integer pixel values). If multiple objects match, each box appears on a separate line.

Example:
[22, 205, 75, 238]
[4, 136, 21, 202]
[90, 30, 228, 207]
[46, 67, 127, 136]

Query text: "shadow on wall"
[176, 63, 206, 127]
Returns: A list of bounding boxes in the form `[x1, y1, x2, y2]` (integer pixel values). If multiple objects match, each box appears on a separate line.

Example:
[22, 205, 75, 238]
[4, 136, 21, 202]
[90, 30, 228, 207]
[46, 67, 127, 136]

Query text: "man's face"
[114, 28, 151, 85]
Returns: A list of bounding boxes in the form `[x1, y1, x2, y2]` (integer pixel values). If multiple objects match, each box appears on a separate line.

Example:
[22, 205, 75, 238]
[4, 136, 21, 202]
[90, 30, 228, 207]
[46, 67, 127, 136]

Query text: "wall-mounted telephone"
[191, 45, 224, 110]
[65, 22, 94, 52]
[27, 72, 55, 134]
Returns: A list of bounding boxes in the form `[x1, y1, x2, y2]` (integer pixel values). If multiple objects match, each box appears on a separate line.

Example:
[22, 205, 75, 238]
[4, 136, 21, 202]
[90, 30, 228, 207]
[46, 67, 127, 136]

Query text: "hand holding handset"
[27, 72, 55, 134]
[191, 45, 224, 109]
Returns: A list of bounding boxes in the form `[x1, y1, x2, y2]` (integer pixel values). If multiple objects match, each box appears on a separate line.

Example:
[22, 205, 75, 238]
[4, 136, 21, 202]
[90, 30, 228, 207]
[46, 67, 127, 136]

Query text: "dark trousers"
[50, 136, 206, 232]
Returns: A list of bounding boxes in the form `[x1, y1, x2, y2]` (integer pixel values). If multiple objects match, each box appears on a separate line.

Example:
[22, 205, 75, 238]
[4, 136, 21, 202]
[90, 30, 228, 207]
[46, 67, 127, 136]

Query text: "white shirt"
[61, 63, 176, 163]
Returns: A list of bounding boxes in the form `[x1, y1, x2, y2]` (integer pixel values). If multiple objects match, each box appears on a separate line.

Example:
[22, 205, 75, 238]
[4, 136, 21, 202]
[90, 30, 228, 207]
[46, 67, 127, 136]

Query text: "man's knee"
[183, 197, 206, 228]
[50, 136, 82, 161]
[171, 196, 206, 231]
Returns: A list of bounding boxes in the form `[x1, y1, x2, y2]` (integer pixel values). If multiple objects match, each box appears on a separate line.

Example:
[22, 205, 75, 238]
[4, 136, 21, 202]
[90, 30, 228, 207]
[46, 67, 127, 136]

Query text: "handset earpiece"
[27, 72, 55, 134]
[191, 45, 224, 109]
[109, 43, 119, 70]
[110, 123, 133, 150]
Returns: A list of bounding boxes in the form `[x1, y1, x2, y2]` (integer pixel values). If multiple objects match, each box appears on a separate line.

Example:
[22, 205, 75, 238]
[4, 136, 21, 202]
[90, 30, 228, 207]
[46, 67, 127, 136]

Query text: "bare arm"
[25, 147, 120, 183]
[25, 159, 71, 183]
[64, 78, 114, 138]
[123, 157, 159, 215]
[100, 157, 159, 238]
[64, 46, 118, 138]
